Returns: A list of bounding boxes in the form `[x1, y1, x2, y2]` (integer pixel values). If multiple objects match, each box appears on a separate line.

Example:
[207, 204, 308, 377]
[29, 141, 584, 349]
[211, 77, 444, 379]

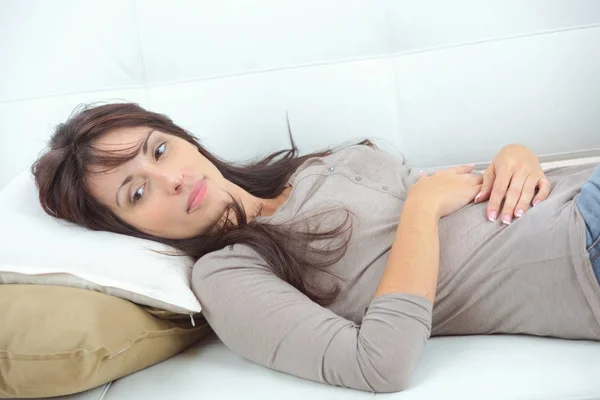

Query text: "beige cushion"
[0, 285, 211, 399]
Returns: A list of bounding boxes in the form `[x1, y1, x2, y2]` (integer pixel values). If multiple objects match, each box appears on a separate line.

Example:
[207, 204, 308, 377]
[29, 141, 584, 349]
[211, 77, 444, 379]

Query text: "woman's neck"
[256, 185, 292, 218]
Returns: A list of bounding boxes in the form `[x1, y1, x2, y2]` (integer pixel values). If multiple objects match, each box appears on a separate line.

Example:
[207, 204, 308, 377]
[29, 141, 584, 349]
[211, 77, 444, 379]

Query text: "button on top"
[382, 186, 388, 190]
[355, 176, 362, 181]
[328, 166, 335, 172]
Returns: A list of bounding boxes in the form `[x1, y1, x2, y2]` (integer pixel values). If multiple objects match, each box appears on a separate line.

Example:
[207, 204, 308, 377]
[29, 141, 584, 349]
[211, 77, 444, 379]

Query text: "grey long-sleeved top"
[191, 145, 600, 393]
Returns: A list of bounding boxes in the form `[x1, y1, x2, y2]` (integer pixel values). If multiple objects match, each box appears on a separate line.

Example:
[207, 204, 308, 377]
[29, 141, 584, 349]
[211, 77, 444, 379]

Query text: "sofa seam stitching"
[2, 23, 600, 105]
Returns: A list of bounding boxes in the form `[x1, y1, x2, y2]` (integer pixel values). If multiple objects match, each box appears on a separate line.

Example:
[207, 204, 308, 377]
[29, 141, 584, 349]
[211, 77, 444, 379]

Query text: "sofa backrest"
[2, 0, 600, 189]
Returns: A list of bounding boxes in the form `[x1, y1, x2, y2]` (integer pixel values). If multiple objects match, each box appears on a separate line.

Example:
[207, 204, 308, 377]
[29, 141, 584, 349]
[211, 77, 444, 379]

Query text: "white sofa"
[2, 1, 600, 399]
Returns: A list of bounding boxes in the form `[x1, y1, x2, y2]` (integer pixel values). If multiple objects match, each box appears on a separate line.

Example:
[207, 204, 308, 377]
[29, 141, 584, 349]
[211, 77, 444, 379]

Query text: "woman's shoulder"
[193, 244, 268, 279]
[288, 142, 408, 186]
[329, 142, 407, 166]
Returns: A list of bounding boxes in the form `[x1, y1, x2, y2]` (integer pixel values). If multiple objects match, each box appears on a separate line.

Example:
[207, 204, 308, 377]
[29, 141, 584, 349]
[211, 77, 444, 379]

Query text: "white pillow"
[0, 170, 202, 315]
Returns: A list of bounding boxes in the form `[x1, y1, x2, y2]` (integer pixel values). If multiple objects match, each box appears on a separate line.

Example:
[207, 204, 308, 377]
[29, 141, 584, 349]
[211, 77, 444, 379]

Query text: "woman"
[32, 103, 600, 393]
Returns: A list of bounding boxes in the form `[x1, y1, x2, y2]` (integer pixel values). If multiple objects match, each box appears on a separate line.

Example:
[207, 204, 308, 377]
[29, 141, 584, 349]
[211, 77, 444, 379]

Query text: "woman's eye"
[132, 184, 145, 204]
[155, 143, 166, 160]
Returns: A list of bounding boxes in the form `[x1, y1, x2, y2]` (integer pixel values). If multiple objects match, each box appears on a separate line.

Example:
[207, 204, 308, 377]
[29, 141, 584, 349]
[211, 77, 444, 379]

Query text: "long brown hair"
[32, 102, 374, 306]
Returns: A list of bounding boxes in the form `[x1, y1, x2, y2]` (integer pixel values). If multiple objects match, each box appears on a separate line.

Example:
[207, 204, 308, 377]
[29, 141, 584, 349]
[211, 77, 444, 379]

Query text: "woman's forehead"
[94, 126, 153, 150]
[86, 127, 154, 184]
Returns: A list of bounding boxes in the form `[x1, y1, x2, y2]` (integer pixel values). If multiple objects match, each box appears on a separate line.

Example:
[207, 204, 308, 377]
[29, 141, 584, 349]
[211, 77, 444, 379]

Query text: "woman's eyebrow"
[115, 129, 155, 207]
[140, 129, 156, 156]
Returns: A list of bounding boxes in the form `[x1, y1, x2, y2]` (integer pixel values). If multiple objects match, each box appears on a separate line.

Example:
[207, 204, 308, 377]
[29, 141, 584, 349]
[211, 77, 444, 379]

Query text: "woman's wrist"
[404, 195, 441, 221]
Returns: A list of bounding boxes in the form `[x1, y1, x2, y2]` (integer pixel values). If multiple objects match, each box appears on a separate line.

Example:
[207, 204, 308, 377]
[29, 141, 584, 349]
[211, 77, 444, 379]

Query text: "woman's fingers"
[483, 170, 549, 224]
[473, 183, 484, 198]
[499, 171, 529, 224]
[435, 164, 475, 175]
[455, 164, 475, 174]
[486, 165, 512, 222]
[511, 175, 539, 218]
[531, 176, 551, 206]
[472, 174, 484, 186]
[474, 166, 495, 203]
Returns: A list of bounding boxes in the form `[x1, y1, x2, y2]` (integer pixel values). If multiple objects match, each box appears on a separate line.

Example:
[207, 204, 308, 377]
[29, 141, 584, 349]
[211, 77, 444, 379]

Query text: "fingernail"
[468, 163, 475, 168]
[532, 200, 540, 207]
[475, 192, 482, 202]
[515, 209, 524, 218]
[502, 215, 512, 225]
[488, 211, 497, 222]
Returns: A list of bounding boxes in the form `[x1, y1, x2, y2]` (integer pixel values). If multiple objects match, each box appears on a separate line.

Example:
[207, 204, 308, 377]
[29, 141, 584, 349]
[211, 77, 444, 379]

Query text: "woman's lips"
[187, 179, 207, 213]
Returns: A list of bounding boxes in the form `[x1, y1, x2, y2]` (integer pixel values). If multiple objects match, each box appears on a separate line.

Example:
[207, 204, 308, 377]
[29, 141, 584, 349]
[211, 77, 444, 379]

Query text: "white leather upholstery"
[3, 1, 600, 189]
[71, 336, 600, 400]
[2, 1, 600, 399]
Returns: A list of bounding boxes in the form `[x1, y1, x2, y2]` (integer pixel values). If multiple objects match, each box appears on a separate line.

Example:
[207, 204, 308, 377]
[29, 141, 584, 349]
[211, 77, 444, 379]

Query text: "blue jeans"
[575, 164, 600, 284]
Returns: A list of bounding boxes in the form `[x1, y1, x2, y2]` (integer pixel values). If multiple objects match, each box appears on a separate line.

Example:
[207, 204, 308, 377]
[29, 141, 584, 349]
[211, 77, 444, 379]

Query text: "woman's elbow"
[366, 369, 413, 393]
[358, 351, 418, 393]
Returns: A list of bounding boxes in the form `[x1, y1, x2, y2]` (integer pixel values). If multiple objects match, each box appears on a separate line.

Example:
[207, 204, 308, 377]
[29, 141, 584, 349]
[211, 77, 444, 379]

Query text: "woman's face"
[86, 126, 232, 239]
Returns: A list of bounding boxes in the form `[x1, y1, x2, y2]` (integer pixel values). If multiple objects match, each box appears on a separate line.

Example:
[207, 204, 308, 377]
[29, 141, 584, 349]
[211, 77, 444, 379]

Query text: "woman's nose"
[157, 170, 184, 195]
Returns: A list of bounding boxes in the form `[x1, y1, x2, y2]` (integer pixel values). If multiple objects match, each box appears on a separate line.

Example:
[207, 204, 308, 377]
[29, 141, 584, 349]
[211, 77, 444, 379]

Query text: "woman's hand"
[474, 144, 551, 224]
[407, 164, 483, 219]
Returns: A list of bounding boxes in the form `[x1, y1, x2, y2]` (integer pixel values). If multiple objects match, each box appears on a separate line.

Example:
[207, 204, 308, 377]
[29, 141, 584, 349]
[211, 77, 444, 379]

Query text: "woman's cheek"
[146, 199, 173, 224]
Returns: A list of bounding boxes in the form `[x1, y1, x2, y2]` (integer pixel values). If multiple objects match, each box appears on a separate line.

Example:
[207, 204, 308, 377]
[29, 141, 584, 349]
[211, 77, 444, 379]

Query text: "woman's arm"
[374, 198, 440, 302]
[192, 244, 432, 393]
[376, 164, 483, 302]
[192, 165, 480, 393]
